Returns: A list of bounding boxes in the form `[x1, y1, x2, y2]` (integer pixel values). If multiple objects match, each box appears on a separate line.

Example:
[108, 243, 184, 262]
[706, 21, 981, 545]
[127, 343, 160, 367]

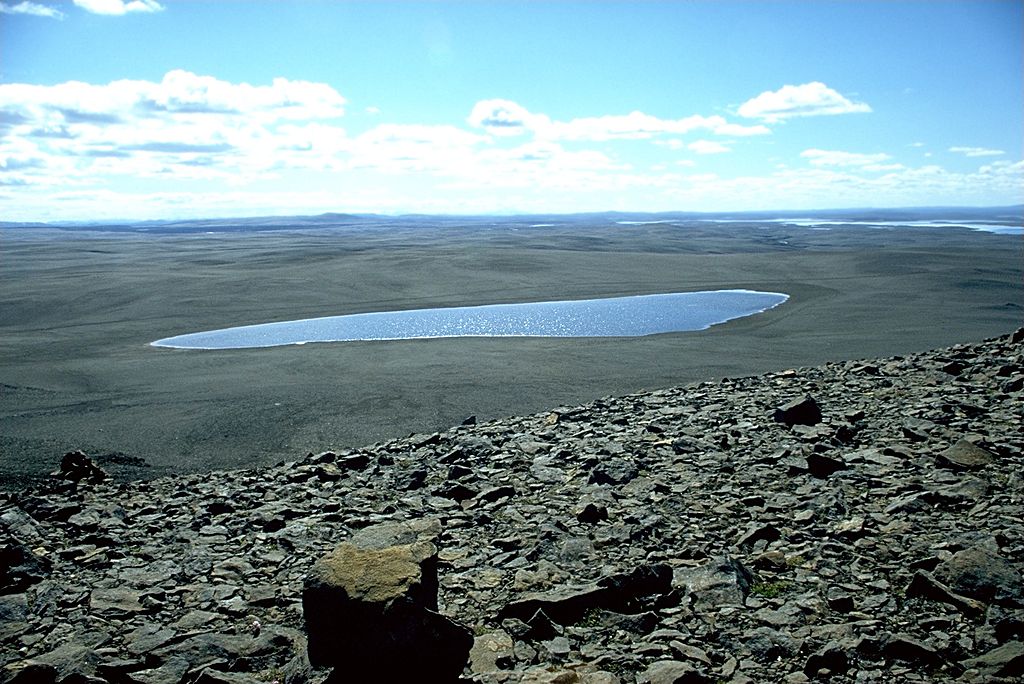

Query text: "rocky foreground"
[2, 330, 1024, 684]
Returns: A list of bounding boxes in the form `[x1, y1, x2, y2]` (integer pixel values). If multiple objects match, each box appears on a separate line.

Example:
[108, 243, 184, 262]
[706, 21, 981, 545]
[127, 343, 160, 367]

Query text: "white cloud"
[801, 148, 891, 167]
[0, 1, 63, 18]
[468, 99, 769, 141]
[738, 82, 871, 122]
[73, 0, 163, 15]
[468, 99, 549, 137]
[688, 140, 730, 154]
[948, 146, 1004, 157]
[2, 72, 1020, 220]
[0, 71, 350, 187]
[0, 70, 347, 124]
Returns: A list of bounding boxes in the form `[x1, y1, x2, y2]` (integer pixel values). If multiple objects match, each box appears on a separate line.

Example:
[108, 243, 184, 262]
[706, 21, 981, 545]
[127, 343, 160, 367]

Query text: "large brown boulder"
[302, 520, 472, 682]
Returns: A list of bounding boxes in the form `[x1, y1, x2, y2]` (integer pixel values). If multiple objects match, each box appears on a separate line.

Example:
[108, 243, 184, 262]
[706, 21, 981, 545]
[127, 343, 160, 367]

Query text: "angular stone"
[469, 630, 515, 674]
[51, 450, 106, 483]
[127, 657, 191, 684]
[803, 641, 849, 678]
[961, 640, 1024, 679]
[588, 458, 639, 486]
[638, 659, 707, 684]
[303, 537, 472, 681]
[773, 396, 822, 427]
[905, 571, 985, 618]
[348, 517, 442, 550]
[936, 439, 996, 469]
[0, 593, 28, 641]
[499, 564, 672, 625]
[806, 453, 847, 478]
[476, 485, 517, 504]
[882, 633, 942, 665]
[674, 556, 752, 610]
[90, 587, 145, 616]
[0, 543, 51, 593]
[735, 523, 781, 549]
[746, 627, 800, 662]
[933, 546, 1024, 606]
[193, 670, 263, 684]
[577, 502, 609, 524]
[2, 662, 58, 684]
[499, 584, 609, 626]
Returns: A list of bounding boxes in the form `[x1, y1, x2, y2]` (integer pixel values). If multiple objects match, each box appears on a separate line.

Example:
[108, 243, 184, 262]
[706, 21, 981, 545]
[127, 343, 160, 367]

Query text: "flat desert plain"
[1, 219, 1021, 489]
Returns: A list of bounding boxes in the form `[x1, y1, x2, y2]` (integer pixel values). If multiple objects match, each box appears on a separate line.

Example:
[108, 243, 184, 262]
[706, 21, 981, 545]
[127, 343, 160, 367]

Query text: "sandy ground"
[1, 219, 1021, 489]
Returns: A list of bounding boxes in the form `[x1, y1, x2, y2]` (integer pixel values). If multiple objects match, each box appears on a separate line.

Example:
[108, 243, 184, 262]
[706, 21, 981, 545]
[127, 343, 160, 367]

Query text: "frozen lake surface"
[152, 289, 789, 350]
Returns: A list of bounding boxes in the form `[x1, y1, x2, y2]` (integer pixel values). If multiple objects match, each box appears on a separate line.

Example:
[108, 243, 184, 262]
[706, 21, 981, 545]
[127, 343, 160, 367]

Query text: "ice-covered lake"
[151, 289, 789, 350]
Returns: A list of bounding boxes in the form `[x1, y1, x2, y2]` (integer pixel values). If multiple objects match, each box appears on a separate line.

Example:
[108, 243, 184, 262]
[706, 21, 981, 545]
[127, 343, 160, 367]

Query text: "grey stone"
[638, 659, 708, 684]
[469, 630, 515, 674]
[674, 556, 752, 609]
[882, 633, 943, 666]
[906, 571, 985, 617]
[347, 517, 442, 550]
[0, 543, 50, 593]
[933, 546, 1023, 606]
[90, 587, 146, 616]
[773, 396, 822, 427]
[936, 439, 997, 469]
[746, 627, 800, 662]
[961, 640, 1024, 679]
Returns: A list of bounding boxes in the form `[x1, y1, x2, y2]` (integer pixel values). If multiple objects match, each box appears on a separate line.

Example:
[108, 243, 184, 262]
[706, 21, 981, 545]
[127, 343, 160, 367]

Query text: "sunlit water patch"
[701, 218, 1023, 234]
[151, 290, 788, 350]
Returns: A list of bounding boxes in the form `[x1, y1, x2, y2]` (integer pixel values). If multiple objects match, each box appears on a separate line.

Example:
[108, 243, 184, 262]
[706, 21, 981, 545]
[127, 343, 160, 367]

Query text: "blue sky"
[1, 0, 1021, 220]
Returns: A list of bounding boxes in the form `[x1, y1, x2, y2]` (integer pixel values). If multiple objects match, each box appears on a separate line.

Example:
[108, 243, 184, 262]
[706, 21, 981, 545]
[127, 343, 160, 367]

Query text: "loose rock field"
[2, 329, 1023, 683]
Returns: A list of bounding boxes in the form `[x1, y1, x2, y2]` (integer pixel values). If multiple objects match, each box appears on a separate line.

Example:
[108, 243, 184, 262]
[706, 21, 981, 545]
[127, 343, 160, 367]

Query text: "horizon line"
[4, 202, 1023, 227]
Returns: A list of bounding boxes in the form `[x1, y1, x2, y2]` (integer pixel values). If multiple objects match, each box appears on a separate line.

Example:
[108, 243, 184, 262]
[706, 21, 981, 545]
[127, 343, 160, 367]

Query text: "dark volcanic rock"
[0, 543, 50, 594]
[806, 452, 847, 478]
[51, 450, 107, 483]
[773, 395, 822, 427]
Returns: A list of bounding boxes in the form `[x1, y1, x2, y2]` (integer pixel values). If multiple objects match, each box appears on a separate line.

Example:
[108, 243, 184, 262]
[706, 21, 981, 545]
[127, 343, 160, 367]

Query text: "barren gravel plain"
[1, 217, 1021, 488]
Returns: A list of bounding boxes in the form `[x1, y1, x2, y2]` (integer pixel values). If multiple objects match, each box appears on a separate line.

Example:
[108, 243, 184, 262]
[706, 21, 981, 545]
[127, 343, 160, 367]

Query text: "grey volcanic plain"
[1, 214, 1021, 489]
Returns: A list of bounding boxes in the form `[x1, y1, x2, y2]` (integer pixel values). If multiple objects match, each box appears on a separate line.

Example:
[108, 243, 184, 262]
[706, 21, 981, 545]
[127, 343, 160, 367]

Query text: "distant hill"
[2, 205, 1020, 234]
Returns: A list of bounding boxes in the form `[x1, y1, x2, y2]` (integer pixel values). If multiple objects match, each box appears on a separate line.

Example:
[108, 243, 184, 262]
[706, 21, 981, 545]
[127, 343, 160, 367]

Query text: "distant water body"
[689, 218, 1023, 235]
[152, 290, 788, 350]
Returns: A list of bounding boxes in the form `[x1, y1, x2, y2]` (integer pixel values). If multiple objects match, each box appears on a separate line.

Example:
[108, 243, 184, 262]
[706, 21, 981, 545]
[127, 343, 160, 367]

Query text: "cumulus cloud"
[5, 71, 1019, 220]
[73, 0, 163, 15]
[0, 71, 350, 187]
[688, 140, 731, 155]
[948, 146, 1004, 157]
[800, 149, 891, 167]
[468, 99, 549, 136]
[738, 82, 871, 122]
[0, 1, 63, 18]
